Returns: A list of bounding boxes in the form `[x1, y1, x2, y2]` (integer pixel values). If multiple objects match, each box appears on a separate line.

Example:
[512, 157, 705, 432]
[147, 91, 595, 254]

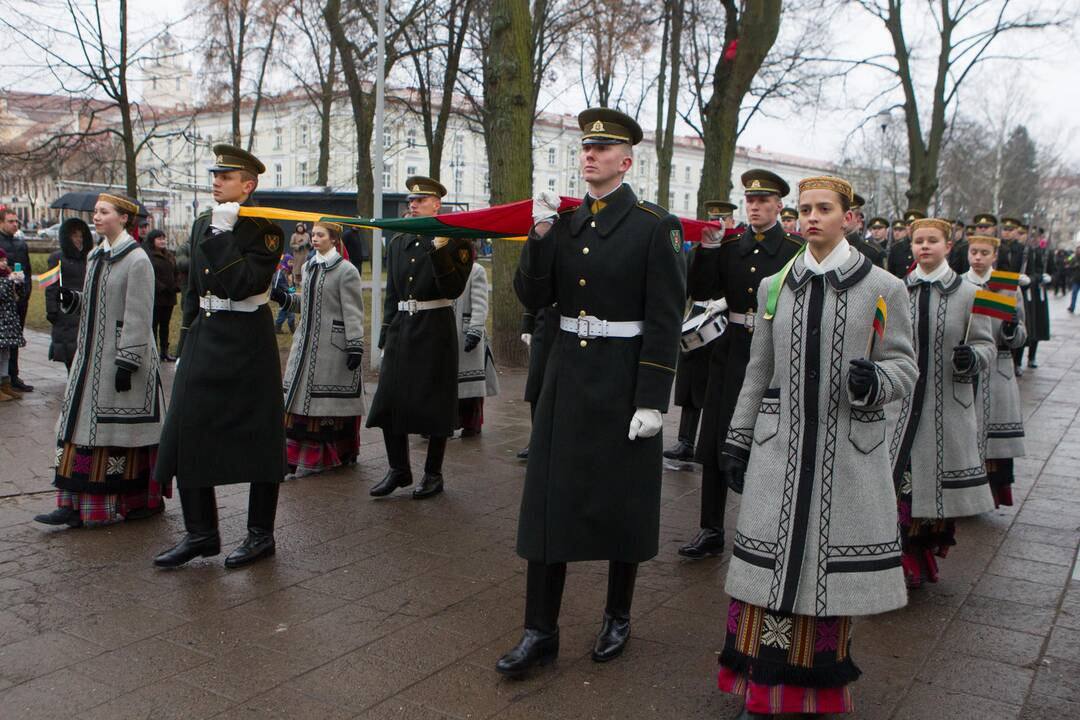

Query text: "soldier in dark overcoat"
[154, 145, 287, 569]
[1018, 224, 1053, 368]
[366, 176, 474, 499]
[517, 304, 557, 460]
[680, 170, 802, 561]
[846, 193, 885, 267]
[495, 108, 685, 678]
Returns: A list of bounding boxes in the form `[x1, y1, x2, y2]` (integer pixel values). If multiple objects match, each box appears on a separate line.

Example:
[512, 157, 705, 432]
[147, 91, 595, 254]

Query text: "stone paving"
[1, 300, 1079, 720]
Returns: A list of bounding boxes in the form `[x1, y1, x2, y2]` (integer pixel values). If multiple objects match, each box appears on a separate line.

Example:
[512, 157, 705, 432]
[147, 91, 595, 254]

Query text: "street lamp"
[874, 110, 891, 222]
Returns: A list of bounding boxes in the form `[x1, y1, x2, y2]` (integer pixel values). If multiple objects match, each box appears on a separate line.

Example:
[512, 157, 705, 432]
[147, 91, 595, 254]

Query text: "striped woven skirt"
[717, 599, 859, 715]
[285, 413, 361, 472]
[53, 442, 166, 526]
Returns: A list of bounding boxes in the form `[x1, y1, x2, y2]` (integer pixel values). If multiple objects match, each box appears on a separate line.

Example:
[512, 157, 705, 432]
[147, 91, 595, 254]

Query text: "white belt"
[727, 310, 756, 333]
[559, 315, 643, 339]
[692, 301, 709, 309]
[199, 291, 269, 313]
[397, 298, 453, 315]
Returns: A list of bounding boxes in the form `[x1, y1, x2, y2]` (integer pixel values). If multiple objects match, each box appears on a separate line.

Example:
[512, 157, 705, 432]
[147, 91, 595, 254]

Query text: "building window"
[668, 191, 674, 208]
[568, 146, 577, 165]
[274, 127, 282, 150]
[671, 164, 677, 181]
[382, 169, 391, 189]
[300, 124, 309, 146]
[454, 134, 464, 158]
[175, 77, 181, 91]
[685, 166, 691, 183]
[568, 176, 577, 194]
[406, 165, 417, 177]
[683, 192, 690, 210]
[274, 163, 282, 187]
[384, 128, 392, 149]
[454, 168, 464, 194]
[407, 127, 417, 148]
[548, 147, 556, 166]
[299, 161, 308, 184]
[547, 178, 557, 192]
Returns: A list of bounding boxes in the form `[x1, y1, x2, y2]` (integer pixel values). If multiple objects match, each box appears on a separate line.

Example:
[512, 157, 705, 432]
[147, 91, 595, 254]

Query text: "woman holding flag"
[717, 176, 917, 718]
[963, 236, 1026, 507]
[34, 193, 165, 528]
[890, 218, 996, 589]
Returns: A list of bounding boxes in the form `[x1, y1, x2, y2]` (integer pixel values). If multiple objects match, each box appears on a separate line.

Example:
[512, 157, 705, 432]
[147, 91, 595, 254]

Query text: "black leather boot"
[413, 436, 446, 499]
[678, 527, 725, 559]
[372, 433, 413, 497]
[496, 562, 566, 679]
[663, 407, 701, 461]
[592, 561, 637, 662]
[371, 469, 413, 496]
[33, 506, 82, 528]
[516, 446, 529, 460]
[154, 488, 220, 568]
[225, 483, 279, 568]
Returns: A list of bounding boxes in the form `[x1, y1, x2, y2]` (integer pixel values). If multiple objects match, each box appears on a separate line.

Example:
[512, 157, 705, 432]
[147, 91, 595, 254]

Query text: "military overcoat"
[522, 306, 556, 405]
[1022, 245, 1053, 343]
[155, 211, 287, 488]
[514, 184, 685, 563]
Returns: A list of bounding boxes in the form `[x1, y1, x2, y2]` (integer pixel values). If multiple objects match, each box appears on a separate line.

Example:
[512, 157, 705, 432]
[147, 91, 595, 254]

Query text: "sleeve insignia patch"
[265, 233, 282, 252]
[670, 228, 682, 253]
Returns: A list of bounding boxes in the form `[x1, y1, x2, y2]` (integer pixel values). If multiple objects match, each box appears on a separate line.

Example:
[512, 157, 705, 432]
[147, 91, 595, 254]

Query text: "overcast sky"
[4, 0, 1077, 168]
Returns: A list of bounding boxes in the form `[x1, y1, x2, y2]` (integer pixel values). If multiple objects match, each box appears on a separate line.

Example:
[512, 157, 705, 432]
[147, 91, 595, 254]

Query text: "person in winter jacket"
[45, 218, 92, 371]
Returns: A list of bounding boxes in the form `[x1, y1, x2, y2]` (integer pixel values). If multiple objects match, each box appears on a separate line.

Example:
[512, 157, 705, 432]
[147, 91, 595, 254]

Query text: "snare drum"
[680, 312, 727, 353]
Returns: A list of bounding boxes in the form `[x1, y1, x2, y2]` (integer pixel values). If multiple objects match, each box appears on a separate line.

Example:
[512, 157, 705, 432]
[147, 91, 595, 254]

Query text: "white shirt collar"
[313, 247, 339, 265]
[750, 220, 778, 235]
[914, 260, 951, 282]
[965, 267, 992, 285]
[100, 229, 129, 252]
[803, 238, 851, 275]
[586, 181, 627, 203]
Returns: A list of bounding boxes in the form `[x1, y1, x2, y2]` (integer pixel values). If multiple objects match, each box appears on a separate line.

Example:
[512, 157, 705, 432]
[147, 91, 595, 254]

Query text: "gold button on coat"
[579, 278, 586, 287]
[583, 247, 590, 254]
[580, 340, 587, 348]
[579, 310, 586, 317]
[204, 268, 209, 274]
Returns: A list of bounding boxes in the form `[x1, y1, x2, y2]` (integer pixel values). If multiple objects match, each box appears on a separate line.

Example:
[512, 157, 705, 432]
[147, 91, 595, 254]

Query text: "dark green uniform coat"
[887, 236, 915, 278]
[1022, 245, 1053, 343]
[155, 211, 286, 489]
[522, 306, 557, 405]
[514, 184, 685, 563]
[366, 234, 473, 436]
[688, 223, 802, 472]
[848, 231, 885, 268]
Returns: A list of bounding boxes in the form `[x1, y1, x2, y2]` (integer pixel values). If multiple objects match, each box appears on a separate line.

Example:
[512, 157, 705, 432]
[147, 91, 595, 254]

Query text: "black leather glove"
[270, 287, 288, 305]
[115, 367, 132, 392]
[346, 351, 363, 370]
[58, 286, 76, 308]
[463, 330, 482, 352]
[952, 344, 977, 375]
[848, 358, 879, 400]
[377, 327, 387, 350]
[723, 455, 748, 494]
[46, 312, 59, 324]
[1001, 321, 1018, 339]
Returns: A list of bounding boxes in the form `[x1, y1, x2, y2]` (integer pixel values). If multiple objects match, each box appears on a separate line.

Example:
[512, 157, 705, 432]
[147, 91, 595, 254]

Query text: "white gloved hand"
[210, 201, 240, 233]
[521, 333, 532, 347]
[1042, 273, 1052, 285]
[532, 191, 561, 224]
[1018, 273, 1031, 287]
[433, 236, 449, 249]
[704, 297, 728, 318]
[700, 227, 724, 249]
[628, 408, 663, 441]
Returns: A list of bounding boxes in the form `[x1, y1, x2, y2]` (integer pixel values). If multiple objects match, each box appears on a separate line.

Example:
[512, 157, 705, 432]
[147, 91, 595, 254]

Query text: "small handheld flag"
[987, 270, 1020, 292]
[866, 295, 886, 357]
[972, 289, 1017, 321]
[33, 262, 61, 288]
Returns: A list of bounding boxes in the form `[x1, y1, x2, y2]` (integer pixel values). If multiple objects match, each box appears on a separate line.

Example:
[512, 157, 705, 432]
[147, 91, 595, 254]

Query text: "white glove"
[628, 408, 663, 441]
[532, 191, 561, 224]
[521, 333, 532, 347]
[704, 297, 728, 318]
[211, 202, 240, 233]
[700, 227, 724, 249]
[1042, 273, 1052, 285]
[1018, 273, 1031, 287]
[433, 236, 449, 249]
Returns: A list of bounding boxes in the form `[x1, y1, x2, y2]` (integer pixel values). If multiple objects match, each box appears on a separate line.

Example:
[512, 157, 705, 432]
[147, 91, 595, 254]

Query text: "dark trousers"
[524, 560, 638, 633]
[8, 301, 26, 379]
[677, 405, 701, 445]
[384, 431, 447, 475]
[179, 482, 279, 535]
[700, 462, 728, 530]
[1014, 342, 1039, 366]
[153, 304, 173, 357]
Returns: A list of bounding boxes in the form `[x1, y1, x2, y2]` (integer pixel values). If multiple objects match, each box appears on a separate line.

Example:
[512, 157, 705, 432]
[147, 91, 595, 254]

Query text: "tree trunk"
[230, 8, 248, 147]
[117, 0, 138, 196]
[315, 44, 336, 187]
[246, 16, 279, 153]
[484, 0, 533, 368]
[655, 0, 683, 209]
[696, 0, 779, 213]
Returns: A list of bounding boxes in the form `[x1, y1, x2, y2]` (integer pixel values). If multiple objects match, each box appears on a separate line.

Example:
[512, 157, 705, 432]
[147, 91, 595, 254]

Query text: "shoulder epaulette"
[196, 209, 212, 219]
[249, 216, 272, 228]
[720, 233, 740, 246]
[784, 232, 803, 245]
[635, 200, 667, 219]
[558, 206, 576, 215]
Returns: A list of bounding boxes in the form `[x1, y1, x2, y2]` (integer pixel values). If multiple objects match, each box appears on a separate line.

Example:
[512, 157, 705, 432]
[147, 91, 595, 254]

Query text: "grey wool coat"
[722, 250, 918, 618]
[963, 270, 1026, 460]
[889, 268, 996, 519]
[56, 233, 162, 448]
[282, 253, 366, 418]
[453, 262, 499, 399]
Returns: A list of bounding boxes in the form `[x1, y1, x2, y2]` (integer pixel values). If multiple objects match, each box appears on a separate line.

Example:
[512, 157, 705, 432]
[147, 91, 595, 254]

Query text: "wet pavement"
[1, 300, 1079, 720]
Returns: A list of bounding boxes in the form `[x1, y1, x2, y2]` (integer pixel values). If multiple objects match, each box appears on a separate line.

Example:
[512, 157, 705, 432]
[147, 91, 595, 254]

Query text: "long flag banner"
[33, 262, 60, 288]
[987, 270, 1021, 292]
[972, 289, 1017, 321]
[237, 196, 720, 243]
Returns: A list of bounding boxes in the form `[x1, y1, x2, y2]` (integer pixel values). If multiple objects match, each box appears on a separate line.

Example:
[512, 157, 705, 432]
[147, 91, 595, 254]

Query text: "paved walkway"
[0, 300, 1078, 720]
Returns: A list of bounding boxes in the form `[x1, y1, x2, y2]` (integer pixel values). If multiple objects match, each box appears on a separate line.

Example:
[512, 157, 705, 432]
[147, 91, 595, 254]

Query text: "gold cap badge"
[591, 120, 605, 132]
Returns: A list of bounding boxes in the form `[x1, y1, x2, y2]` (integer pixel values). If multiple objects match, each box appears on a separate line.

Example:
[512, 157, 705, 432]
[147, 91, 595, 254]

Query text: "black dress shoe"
[678, 528, 725, 559]
[224, 529, 275, 568]
[591, 613, 631, 662]
[154, 532, 221, 568]
[662, 439, 695, 462]
[33, 507, 82, 528]
[10, 377, 33, 392]
[412, 473, 444, 499]
[495, 629, 559, 678]
[516, 446, 529, 460]
[370, 469, 413, 497]
[1028, 360, 1039, 368]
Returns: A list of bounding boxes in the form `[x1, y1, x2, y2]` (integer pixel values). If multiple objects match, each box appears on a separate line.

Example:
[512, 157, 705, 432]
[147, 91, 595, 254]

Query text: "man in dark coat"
[886, 210, 925, 277]
[45, 218, 92, 370]
[664, 200, 736, 465]
[0, 209, 33, 391]
[948, 218, 969, 273]
[495, 108, 685, 679]
[680, 169, 802, 562]
[517, 304, 557, 460]
[154, 145, 287, 569]
[366, 176, 474, 499]
[1019, 224, 1053, 369]
[846, 193, 885, 267]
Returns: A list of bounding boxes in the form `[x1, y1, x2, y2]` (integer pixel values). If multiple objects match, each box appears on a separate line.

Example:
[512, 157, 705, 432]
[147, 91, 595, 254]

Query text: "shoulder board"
[196, 210, 212, 220]
[558, 206, 576, 215]
[720, 231, 742, 246]
[784, 232, 803, 245]
[635, 201, 667, 219]
[247, 216, 272, 228]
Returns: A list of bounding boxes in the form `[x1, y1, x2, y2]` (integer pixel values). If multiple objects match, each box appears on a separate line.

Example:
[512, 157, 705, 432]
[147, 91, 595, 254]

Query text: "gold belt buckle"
[745, 309, 755, 334]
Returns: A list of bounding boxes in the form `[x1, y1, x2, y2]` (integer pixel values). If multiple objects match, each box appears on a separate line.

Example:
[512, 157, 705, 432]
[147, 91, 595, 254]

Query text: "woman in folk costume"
[452, 252, 499, 437]
[35, 193, 165, 528]
[273, 221, 366, 478]
[963, 235, 1026, 507]
[890, 218, 996, 588]
[718, 177, 918, 719]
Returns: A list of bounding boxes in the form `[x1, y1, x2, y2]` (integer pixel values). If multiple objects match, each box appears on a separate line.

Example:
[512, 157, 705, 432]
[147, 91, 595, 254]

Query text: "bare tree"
[844, 0, 1068, 212]
[654, 0, 685, 207]
[286, 0, 339, 185]
[574, 0, 656, 109]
